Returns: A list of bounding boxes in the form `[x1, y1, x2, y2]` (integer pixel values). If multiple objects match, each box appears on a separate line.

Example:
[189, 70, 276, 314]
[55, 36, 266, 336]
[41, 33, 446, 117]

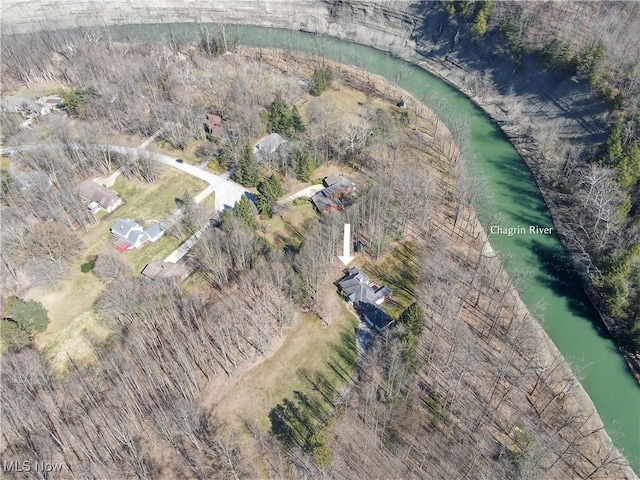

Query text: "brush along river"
[106, 23, 640, 470]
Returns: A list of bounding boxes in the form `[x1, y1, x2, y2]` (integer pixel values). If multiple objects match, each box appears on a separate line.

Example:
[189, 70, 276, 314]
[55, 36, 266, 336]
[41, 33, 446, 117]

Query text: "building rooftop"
[337, 267, 390, 305]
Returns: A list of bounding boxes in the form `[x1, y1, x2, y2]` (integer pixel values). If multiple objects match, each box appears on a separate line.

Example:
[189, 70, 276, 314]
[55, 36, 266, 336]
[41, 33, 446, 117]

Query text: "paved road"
[1, 143, 250, 212]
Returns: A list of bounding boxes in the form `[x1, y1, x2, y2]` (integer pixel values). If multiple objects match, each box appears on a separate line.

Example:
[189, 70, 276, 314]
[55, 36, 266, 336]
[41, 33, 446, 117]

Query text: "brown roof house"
[77, 180, 123, 214]
[311, 175, 357, 214]
[204, 113, 224, 139]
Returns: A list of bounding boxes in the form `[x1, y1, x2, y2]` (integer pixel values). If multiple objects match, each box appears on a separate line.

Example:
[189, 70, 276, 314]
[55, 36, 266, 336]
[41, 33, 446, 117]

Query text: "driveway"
[280, 184, 324, 203]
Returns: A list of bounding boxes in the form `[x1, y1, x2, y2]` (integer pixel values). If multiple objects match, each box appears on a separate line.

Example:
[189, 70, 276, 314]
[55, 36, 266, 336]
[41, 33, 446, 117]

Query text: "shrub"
[81, 257, 96, 273]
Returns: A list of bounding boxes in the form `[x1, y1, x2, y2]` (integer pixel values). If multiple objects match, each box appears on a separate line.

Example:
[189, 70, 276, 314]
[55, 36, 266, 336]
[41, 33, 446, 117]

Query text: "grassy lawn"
[363, 241, 421, 319]
[298, 82, 390, 125]
[213, 274, 358, 432]
[41, 310, 114, 376]
[260, 202, 318, 248]
[128, 235, 183, 272]
[0, 156, 11, 171]
[154, 139, 203, 165]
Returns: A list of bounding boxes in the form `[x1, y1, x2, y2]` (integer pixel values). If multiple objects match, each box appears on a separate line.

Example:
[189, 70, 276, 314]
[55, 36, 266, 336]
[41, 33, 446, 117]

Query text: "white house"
[111, 219, 164, 251]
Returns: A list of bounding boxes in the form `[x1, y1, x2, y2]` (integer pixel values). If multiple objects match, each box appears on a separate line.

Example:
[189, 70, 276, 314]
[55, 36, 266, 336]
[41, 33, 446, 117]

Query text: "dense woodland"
[436, 0, 640, 356]
[0, 26, 634, 479]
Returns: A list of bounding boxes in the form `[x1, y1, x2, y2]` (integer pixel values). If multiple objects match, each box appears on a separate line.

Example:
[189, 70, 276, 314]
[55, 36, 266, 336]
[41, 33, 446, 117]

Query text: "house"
[311, 175, 357, 214]
[1, 96, 49, 116]
[337, 267, 390, 306]
[360, 303, 394, 333]
[204, 113, 224, 139]
[142, 255, 197, 281]
[77, 180, 123, 214]
[254, 133, 285, 156]
[111, 219, 164, 251]
[337, 267, 393, 332]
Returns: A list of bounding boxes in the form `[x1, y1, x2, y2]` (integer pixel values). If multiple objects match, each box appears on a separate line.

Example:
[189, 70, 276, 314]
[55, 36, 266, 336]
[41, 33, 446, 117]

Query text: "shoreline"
[250, 49, 637, 478]
[409, 53, 640, 385]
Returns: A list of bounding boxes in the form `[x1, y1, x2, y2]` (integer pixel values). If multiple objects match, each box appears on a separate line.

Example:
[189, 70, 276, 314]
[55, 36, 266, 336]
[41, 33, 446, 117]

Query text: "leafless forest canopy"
[432, 0, 640, 357]
[0, 28, 633, 479]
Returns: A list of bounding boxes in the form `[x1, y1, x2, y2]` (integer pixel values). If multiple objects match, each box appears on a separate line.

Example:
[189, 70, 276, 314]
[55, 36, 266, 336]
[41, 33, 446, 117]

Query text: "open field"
[41, 310, 114, 376]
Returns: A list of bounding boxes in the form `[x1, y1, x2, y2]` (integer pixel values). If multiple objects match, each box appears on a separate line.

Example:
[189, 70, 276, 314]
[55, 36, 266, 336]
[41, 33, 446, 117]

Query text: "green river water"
[109, 23, 640, 470]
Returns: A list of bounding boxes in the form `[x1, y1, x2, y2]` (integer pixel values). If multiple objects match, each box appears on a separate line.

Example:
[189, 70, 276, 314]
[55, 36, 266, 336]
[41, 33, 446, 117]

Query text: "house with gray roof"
[1, 96, 49, 116]
[337, 267, 393, 332]
[111, 219, 164, 251]
[254, 133, 285, 156]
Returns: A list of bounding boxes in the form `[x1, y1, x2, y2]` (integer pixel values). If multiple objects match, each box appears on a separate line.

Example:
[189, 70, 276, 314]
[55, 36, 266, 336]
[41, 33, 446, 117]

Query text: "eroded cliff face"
[1, 0, 417, 54]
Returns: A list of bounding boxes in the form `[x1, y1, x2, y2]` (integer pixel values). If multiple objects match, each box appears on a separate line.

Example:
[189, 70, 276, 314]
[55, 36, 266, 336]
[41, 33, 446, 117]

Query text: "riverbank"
[249, 49, 636, 478]
[411, 52, 640, 385]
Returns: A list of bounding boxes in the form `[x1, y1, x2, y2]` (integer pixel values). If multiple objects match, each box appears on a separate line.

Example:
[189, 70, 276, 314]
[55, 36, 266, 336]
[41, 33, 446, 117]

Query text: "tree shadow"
[522, 238, 610, 338]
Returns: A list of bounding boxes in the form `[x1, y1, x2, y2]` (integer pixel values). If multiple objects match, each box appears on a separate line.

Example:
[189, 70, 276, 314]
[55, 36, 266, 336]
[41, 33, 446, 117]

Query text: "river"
[106, 23, 640, 470]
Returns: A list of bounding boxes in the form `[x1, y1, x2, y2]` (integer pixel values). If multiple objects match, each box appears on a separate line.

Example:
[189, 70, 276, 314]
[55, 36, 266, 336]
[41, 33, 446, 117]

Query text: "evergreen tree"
[267, 95, 295, 138]
[233, 146, 260, 187]
[309, 67, 333, 96]
[233, 195, 258, 228]
[471, 10, 488, 37]
[399, 302, 425, 367]
[292, 148, 321, 181]
[257, 174, 284, 217]
[0, 320, 32, 353]
[616, 140, 640, 188]
[4, 296, 50, 333]
[603, 119, 624, 166]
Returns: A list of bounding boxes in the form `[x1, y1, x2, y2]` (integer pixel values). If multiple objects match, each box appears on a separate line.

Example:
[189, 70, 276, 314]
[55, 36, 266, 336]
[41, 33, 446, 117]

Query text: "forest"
[0, 24, 635, 479]
[437, 0, 640, 371]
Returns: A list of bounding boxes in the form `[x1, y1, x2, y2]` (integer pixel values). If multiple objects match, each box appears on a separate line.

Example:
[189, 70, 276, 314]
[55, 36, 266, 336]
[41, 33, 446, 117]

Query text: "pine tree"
[292, 148, 321, 181]
[233, 195, 258, 228]
[257, 174, 284, 217]
[309, 67, 333, 96]
[5, 296, 50, 333]
[267, 95, 294, 138]
[233, 146, 260, 187]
